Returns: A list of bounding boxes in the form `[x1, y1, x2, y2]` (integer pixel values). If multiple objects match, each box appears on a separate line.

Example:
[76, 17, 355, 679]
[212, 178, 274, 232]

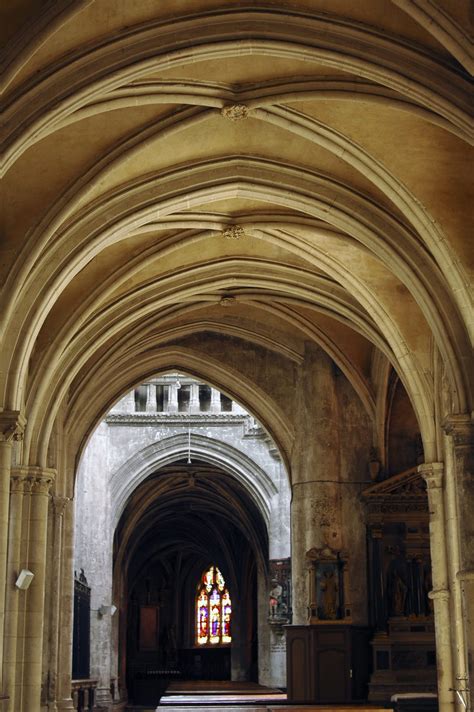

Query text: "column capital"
[26, 466, 56, 495]
[0, 411, 26, 443]
[428, 587, 450, 603]
[418, 461, 444, 489]
[52, 495, 70, 517]
[10, 466, 30, 493]
[443, 414, 474, 448]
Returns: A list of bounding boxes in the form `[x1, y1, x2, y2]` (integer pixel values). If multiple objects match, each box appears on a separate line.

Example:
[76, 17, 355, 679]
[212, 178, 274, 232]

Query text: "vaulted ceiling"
[1, 1, 472, 474]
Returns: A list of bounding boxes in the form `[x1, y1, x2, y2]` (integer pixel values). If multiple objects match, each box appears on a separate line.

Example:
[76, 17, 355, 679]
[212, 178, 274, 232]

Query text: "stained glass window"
[196, 565, 231, 645]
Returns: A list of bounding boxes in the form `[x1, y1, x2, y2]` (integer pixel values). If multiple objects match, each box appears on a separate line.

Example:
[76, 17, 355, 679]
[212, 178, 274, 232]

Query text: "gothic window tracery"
[196, 565, 231, 645]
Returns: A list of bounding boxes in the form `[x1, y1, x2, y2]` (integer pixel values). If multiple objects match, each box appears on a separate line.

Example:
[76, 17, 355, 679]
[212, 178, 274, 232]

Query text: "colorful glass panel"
[197, 590, 209, 645]
[222, 590, 232, 643]
[196, 565, 232, 646]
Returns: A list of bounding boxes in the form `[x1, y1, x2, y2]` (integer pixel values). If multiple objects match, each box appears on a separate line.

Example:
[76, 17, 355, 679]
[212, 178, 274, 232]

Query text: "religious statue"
[269, 578, 283, 617]
[392, 571, 408, 616]
[320, 569, 338, 619]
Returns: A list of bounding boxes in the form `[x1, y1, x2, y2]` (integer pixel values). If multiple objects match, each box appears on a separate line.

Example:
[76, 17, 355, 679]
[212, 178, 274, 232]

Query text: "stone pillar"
[291, 345, 341, 624]
[45, 496, 70, 712]
[0, 412, 26, 698]
[189, 383, 200, 413]
[22, 468, 55, 712]
[210, 388, 221, 412]
[56, 498, 75, 711]
[444, 416, 474, 708]
[3, 469, 28, 712]
[418, 462, 455, 712]
[168, 383, 179, 413]
[145, 383, 156, 412]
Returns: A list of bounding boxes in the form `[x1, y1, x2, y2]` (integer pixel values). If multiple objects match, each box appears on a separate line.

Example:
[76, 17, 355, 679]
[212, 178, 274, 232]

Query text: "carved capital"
[0, 411, 26, 444]
[52, 496, 70, 517]
[28, 467, 56, 496]
[418, 462, 444, 489]
[221, 104, 249, 121]
[10, 466, 30, 494]
[428, 588, 450, 603]
[222, 225, 246, 240]
[443, 415, 474, 448]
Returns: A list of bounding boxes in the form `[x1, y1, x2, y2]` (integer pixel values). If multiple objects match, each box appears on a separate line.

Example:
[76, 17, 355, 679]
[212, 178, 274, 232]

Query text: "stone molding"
[418, 462, 444, 489]
[428, 587, 450, 602]
[220, 104, 249, 121]
[456, 569, 474, 582]
[52, 496, 70, 517]
[443, 414, 474, 448]
[31, 472, 55, 496]
[106, 412, 246, 424]
[9, 467, 55, 497]
[0, 411, 26, 443]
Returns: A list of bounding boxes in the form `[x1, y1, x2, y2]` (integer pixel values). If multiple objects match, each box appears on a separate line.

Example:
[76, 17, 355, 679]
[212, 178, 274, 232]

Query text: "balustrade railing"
[71, 678, 98, 711]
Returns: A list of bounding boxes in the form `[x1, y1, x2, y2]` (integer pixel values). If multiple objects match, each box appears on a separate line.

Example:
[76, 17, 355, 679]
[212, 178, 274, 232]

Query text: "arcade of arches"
[0, 2, 472, 711]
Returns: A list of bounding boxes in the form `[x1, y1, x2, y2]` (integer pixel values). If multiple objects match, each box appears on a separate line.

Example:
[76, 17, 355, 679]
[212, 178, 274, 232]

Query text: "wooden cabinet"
[286, 624, 371, 703]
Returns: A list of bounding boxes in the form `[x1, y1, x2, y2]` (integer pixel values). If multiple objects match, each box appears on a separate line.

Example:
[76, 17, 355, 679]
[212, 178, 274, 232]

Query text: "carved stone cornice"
[443, 414, 474, 449]
[418, 462, 444, 490]
[362, 467, 428, 515]
[220, 104, 249, 121]
[0, 411, 26, 444]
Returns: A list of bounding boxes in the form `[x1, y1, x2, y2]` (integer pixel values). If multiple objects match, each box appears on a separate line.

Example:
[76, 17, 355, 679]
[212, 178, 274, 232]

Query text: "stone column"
[189, 383, 200, 413]
[210, 388, 221, 412]
[3, 469, 28, 712]
[0, 412, 26, 697]
[444, 416, 474, 708]
[56, 498, 75, 711]
[291, 345, 341, 624]
[168, 383, 179, 413]
[22, 468, 55, 712]
[45, 496, 70, 712]
[145, 384, 156, 412]
[418, 462, 455, 712]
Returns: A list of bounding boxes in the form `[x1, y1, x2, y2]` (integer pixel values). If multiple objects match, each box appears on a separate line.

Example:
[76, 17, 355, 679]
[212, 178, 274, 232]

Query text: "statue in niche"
[320, 569, 338, 619]
[392, 572, 407, 616]
[269, 579, 283, 617]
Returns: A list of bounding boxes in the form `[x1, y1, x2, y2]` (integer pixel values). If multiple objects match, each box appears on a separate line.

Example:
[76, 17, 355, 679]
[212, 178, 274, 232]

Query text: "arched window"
[196, 565, 231, 645]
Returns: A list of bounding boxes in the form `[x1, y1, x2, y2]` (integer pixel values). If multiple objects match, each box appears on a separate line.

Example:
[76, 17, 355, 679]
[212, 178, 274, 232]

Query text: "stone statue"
[320, 569, 338, 619]
[269, 579, 283, 617]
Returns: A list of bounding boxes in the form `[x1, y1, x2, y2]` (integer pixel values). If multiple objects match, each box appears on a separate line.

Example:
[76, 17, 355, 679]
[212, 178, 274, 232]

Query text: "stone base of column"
[95, 687, 112, 709]
[56, 699, 74, 711]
